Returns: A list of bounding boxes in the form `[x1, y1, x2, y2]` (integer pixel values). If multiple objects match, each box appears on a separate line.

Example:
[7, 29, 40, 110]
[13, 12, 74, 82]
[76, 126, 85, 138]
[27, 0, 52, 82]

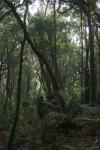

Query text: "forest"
[0, 0, 100, 149]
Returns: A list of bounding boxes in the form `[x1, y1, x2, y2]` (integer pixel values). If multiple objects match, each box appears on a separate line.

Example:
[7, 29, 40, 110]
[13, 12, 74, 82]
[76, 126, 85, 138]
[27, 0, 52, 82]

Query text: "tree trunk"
[84, 24, 90, 104]
[80, 14, 84, 104]
[95, 26, 100, 103]
[7, 38, 25, 150]
[87, 9, 96, 105]
[39, 58, 54, 97]
[4, 48, 10, 111]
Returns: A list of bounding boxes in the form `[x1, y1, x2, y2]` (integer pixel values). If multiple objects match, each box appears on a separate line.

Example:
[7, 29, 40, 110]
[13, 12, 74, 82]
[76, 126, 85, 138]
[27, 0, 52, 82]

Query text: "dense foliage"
[0, 0, 100, 149]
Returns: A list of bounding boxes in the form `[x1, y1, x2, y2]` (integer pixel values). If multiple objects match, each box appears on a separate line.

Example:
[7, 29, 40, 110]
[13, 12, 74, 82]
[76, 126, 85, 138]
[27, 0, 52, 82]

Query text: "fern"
[45, 111, 67, 122]
[78, 104, 100, 118]
[36, 95, 100, 125]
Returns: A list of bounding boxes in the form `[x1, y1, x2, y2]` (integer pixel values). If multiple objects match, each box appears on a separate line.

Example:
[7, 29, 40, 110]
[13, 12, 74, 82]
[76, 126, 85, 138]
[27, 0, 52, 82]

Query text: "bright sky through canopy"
[29, 1, 40, 15]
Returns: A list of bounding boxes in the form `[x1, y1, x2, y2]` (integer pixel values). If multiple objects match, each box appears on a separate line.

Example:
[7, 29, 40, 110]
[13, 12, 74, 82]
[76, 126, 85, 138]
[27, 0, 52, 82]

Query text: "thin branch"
[44, 0, 50, 17]
[57, 4, 74, 14]
[0, 2, 24, 23]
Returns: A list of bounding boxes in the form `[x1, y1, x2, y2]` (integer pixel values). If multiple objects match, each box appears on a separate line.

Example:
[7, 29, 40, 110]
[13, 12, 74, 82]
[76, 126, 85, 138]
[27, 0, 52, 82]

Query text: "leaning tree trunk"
[39, 58, 54, 98]
[7, 38, 26, 150]
[3, 0, 66, 112]
[4, 47, 10, 111]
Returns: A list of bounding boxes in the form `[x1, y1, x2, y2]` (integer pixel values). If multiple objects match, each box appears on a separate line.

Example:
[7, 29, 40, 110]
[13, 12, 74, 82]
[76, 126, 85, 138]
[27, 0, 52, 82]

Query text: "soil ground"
[0, 119, 100, 150]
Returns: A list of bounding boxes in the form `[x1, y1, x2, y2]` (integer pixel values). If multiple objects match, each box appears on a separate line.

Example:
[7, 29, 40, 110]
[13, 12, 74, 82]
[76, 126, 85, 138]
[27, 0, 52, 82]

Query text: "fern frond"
[41, 101, 61, 111]
[78, 105, 99, 118]
[45, 111, 67, 122]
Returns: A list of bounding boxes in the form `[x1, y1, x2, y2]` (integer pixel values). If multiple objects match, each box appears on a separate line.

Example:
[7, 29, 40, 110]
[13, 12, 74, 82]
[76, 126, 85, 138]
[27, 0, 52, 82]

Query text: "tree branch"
[57, 4, 74, 14]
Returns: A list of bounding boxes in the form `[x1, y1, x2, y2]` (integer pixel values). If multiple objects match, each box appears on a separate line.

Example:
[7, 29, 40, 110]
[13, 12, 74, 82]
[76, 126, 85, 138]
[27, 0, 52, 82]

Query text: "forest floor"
[41, 119, 100, 150]
[0, 119, 100, 150]
[0, 128, 5, 150]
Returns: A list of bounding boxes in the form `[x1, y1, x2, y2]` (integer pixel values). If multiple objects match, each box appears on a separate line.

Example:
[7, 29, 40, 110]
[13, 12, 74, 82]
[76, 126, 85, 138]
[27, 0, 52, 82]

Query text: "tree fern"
[45, 111, 67, 122]
[36, 95, 100, 125]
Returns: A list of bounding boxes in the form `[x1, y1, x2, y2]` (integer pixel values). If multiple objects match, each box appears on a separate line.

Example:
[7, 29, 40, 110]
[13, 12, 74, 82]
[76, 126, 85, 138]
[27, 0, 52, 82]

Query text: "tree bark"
[87, 6, 96, 105]
[84, 23, 90, 104]
[7, 38, 26, 150]
[80, 13, 84, 104]
[95, 26, 100, 103]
